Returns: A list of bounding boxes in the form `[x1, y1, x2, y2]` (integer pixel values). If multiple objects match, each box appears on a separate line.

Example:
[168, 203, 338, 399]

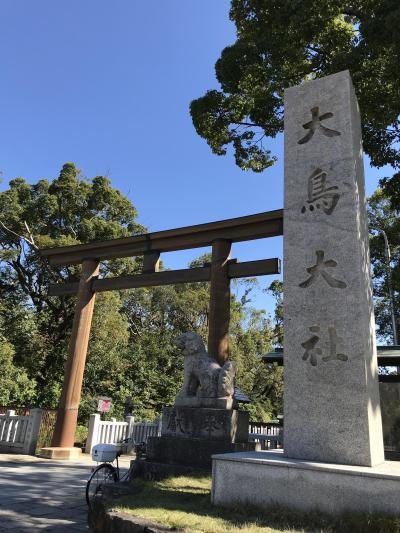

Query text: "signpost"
[97, 398, 112, 413]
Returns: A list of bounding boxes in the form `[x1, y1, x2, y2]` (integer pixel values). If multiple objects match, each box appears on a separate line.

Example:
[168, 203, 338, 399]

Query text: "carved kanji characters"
[322, 327, 348, 363]
[301, 168, 340, 215]
[301, 326, 322, 366]
[298, 106, 341, 145]
[299, 250, 347, 289]
[301, 325, 348, 366]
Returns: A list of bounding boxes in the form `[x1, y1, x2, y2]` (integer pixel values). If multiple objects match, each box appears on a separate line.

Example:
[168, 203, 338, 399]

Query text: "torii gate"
[40, 209, 283, 458]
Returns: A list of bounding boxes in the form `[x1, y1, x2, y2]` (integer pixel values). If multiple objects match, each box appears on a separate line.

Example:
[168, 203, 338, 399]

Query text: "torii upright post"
[208, 239, 231, 365]
[43, 259, 99, 458]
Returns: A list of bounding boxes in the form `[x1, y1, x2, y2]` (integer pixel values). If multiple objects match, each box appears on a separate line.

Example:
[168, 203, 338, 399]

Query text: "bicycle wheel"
[86, 463, 118, 508]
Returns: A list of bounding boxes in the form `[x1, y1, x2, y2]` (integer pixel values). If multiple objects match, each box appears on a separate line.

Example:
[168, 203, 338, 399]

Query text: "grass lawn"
[114, 475, 400, 533]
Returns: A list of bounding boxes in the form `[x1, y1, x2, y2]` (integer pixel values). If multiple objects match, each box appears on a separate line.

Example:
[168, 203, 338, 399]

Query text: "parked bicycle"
[86, 438, 145, 509]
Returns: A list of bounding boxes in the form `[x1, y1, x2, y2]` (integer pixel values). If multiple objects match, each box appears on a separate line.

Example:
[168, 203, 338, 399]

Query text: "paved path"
[0, 453, 131, 532]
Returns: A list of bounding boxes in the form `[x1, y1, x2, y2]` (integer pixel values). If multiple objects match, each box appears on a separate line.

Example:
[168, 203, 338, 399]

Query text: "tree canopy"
[0, 163, 145, 407]
[190, 0, 400, 179]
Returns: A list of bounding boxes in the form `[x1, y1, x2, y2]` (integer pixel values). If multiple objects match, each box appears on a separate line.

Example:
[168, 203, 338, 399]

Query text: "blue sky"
[0, 1, 391, 318]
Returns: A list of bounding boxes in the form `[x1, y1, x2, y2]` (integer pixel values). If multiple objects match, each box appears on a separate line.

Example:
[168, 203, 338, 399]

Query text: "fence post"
[23, 408, 43, 455]
[85, 413, 101, 454]
[156, 416, 162, 436]
[125, 415, 135, 439]
[5, 410, 15, 443]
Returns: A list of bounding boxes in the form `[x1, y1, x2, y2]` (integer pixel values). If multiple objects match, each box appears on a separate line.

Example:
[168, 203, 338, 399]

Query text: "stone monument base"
[212, 450, 400, 516]
[147, 435, 256, 469]
[132, 405, 256, 478]
[130, 458, 207, 481]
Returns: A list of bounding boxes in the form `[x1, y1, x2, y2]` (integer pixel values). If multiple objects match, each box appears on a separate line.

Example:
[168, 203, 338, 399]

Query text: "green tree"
[0, 336, 36, 405]
[0, 303, 36, 405]
[368, 187, 400, 342]
[266, 279, 283, 347]
[191, 0, 400, 182]
[0, 163, 144, 406]
[230, 302, 282, 421]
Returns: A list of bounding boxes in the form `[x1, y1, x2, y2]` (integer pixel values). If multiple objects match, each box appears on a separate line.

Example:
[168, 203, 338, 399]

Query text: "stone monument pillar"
[283, 70, 384, 466]
[211, 72, 400, 517]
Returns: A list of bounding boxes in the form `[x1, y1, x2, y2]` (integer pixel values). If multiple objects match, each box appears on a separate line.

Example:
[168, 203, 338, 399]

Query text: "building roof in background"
[234, 387, 251, 403]
[263, 346, 400, 367]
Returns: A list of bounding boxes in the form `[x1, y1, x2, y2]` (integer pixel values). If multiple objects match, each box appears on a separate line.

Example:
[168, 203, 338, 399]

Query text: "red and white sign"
[97, 398, 112, 413]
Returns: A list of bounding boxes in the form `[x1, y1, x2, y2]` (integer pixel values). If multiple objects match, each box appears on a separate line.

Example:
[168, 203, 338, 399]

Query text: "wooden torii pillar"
[50, 260, 99, 451]
[208, 240, 231, 365]
[40, 210, 283, 458]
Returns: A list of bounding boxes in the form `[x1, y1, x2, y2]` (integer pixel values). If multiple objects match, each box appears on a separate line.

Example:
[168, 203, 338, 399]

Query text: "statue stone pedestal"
[161, 406, 249, 442]
[136, 407, 255, 478]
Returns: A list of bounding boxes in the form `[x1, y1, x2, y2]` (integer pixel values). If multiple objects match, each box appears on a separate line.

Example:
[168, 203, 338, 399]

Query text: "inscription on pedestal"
[161, 406, 248, 443]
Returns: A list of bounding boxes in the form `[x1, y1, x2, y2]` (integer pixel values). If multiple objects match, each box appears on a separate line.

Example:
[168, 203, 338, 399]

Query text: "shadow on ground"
[0, 455, 97, 531]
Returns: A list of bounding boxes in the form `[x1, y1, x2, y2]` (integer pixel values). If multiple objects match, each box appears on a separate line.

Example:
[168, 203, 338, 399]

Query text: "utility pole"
[374, 228, 398, 347]
[381, 229, 398, 346]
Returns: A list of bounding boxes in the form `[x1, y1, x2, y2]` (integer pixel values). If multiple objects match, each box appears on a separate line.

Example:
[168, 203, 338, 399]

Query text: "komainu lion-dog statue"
[174, 332, 236, 409]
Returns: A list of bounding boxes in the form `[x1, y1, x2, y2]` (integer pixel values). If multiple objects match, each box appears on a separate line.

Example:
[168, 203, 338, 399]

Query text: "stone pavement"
[0, 453, 131, 532]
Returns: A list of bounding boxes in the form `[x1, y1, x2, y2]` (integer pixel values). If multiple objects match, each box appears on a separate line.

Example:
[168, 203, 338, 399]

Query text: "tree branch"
[0, 219, 38, 250]
[23, 221, 38, 249]
[237, 121, 262, 128]
[343, 8, 362, 19]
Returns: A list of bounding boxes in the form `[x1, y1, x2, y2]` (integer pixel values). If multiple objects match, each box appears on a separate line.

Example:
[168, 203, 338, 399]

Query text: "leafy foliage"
[266, 279, 283, 347]
[230, 299, 282, 420]
[368, 187, 399, 342]
[191, 0, 400, 182]
[0, 163, 144, 407]
[0, 303, 36, 405]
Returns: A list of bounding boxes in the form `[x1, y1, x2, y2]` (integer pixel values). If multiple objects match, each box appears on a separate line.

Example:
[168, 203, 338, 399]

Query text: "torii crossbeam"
[40, 209, 283, 457]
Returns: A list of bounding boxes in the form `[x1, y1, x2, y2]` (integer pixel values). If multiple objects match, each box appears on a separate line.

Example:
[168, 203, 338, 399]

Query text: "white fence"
[85, 414, 284, 453]
[131, 420, 161, 445]
[0, 409, 43, 455]
[85, 414, 161, 454]
[248, 421, 283, 450]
